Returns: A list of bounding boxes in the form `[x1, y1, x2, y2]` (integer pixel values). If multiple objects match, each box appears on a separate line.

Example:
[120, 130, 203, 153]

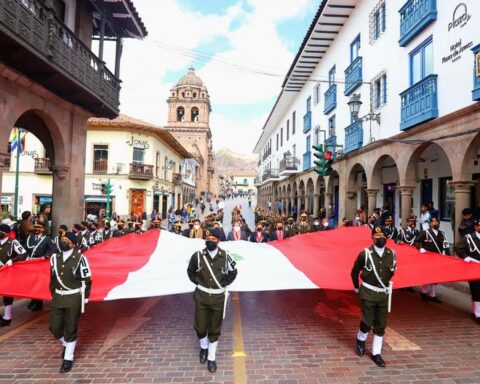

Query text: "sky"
[105, 0, 318, 155]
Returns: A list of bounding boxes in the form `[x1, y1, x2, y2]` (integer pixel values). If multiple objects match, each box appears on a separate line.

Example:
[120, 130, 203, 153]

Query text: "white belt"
[196, 284, 225, 295]
[362, 282, 389, 294]
[55, 288, 81, 296]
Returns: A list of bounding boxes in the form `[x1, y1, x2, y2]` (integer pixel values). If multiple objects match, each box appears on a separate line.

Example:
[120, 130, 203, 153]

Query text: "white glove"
[85, 299, 89, 304]
[354, 288, 359, 294]
[465, 257, 480, 264]
[5, 259, 12, 266]
[419, 248, 427, 254]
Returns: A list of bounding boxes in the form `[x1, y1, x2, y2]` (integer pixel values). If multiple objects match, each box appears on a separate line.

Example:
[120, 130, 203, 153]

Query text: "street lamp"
[347, 93, 381, 143]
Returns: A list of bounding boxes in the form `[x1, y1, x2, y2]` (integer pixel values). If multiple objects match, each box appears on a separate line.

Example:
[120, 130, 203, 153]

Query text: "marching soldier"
[351, 226, 396, 368]
[172, 221, 183, 235]
[396, 215, 419, 245]
[297, 212, 311, 234]
[53, 225, 69, 253]
[112, 221, 126, 238]
[212, 221, 227, 241]
[415, 217, 450, 302]
[134, 221, 144, 234]
[149, 219, 165, 230]
[125, 221, 135, 234]
[102, 221, 113, 240]
[285, 217, 298, 236]
[187, 228, 237, 373]
[455, 219, 480, 323]
[49, 231, 92, 373]
[182, 220, 194, 237]
[73, 224, 89, 252]
[88, 223, 103, 247]
[26, 221, 55, 311]
[0, 223, 28, 326]
[382, 216, 398, 240]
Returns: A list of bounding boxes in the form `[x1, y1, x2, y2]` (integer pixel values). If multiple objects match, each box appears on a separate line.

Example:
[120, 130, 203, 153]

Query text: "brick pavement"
[0, 289, 479, 383]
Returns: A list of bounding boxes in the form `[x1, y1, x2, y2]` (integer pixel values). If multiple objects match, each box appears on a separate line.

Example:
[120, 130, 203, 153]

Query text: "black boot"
[421, 293, 429, 301]
[207, 360, 217, 373]
[199, 348, 208, 364]
[371, 354, 386, 368]
[0, 317, 11, 327]
[356, 339, 365, 356]
[59, 360, 73, 373]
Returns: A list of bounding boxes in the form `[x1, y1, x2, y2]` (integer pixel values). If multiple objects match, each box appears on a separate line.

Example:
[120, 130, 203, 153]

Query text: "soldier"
[53, 225, 69, 253]
[112, 221, 126, 238]
[311, 218, 322, 232]
[415, 217, 450, 303]
[102, 221, 113, 240]
[134, 221, 144, 234]
[212, 221, 227, 241]
[182, 220, 194, 237]
[458, 208, 475, 238]
[17, 211, 34, 246]
[172, 221, 183, 235]
[285, 217, 297, 236]
[73, 224, 89, 252]
[0, 223, 27, 326]
[396, 215, 419, 245]
[88, 222, 103, 247]
[49, 231, 91, 373]
[351, 226, 396, 368]
[187, 228, 237, 373]
[26, 221, 55, 311]
[297, 212, 311, 234]
[454, 219, 480, 323]
[383, 216, 398, 240]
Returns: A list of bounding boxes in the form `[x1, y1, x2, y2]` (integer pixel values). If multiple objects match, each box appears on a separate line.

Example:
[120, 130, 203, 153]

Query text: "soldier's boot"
[207, 341, 218, 373]
[199, 336, 209, 364]
[371, 335, 386, 368]
[0, 305, 12, 326]
[371, 354, 386, 368]
[207, 360, 217, 373]
[59, 360, 73, 373]
[60, 341, 76, 373]
[356, 339, 365, 356]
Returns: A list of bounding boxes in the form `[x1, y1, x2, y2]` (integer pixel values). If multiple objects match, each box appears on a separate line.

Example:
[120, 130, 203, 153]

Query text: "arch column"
[345, 191, 357, 220]
[0, 151, 8, 205]
[365, 189, 379, 216]
[450, 181, 475, 242]
[305, 195, 311, 215]
[325, 192, 333, 219]
[398, 185, 415, 226]
[313, 193, 320, 217]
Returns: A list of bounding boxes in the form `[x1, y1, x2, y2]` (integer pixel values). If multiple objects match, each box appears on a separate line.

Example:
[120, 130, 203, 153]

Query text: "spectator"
[291, 204, 298, 220]
[458, 208, 475, 237]
[428, 201, 439, 220]
[380, 204, 391, 225]
[419, 203, 431, 231]
[277, 200, 283, 215]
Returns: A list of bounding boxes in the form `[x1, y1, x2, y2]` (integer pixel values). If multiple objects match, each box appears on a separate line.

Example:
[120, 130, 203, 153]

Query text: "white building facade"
[254, 0, 480, 242]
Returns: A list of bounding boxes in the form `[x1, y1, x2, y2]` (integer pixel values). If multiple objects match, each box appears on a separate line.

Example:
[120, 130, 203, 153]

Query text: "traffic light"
[313, 144, 334, 176]
[101, 183, 106, 194]
[323, 148, 334, 176]
[105, 182, 112, 195]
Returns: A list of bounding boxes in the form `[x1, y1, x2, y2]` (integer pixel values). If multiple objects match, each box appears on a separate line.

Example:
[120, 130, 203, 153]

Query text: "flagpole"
[13, 128, 22, 220]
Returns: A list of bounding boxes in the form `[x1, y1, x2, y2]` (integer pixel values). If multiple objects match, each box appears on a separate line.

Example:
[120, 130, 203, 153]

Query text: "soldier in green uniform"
[0, 224, 27, 326]
[382, 216, 398, 240]
[88, 222, 103, 247]
[187, 228, 237, 373]
[73, 224, 89, 252]
[351, 226, 397, 368]
[285, 217, 298, 236]
[133, 221, 144, 234]
[49, 232, 92, 373]
[297, 212, 311, 234]
[112, 221, 126, 237]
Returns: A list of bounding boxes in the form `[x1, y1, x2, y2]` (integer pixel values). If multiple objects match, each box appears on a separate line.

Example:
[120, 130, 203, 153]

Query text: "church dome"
[177, 67, 204, 87]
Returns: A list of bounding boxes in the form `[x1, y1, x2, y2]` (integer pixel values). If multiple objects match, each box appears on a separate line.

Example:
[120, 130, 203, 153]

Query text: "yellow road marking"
[231, 292, 247, 384]
[0, 312, 49, 342]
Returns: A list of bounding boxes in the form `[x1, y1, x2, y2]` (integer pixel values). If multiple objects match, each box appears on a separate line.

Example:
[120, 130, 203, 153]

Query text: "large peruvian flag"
[1, 227, 480, 301]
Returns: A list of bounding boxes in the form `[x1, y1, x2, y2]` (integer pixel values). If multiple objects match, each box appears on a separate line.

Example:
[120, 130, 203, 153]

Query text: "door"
[383, 183, 396, 219]
[161, 194, 168, 220]
[334, 185, 339, 225]
[420, 179, 433, 205]
[130, 189, 145, 217]
[153, 194, 160, 212]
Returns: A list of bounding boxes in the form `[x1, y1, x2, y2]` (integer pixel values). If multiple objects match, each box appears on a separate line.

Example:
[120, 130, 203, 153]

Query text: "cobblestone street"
[1, 287, 480, 383]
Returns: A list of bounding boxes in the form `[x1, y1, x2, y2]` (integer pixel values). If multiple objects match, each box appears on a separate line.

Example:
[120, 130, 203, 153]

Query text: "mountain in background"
[213, 148, 258, 176]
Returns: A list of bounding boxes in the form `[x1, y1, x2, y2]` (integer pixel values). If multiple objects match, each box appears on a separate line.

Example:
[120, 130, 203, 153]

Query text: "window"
[191, 107, 199, 122]
[292, 144, 296, 158]
[328, 66, 336, 86]
[306, 96, 311, 112]
[133, 148, 144, 164]
[156, 151, 161, 178]
[350, 34, 360, 63]
[286, 119, 290, 141]
[371, 72, 387, 109]
[328, 115, 336, 137]
[370, 1, 386, 43]
[292, 111, 296, 134]
[314, 82, 321, 104]
[164, 157, 168, 179]
[177, 106, 185, 121]
[306, 135, 311, 152]
[410, 37, 433, 85]
[439, 177, 454, 220]
[93, 144, 108, 172]
[280, 128, 283, 147]
[276, 133, 279, 151]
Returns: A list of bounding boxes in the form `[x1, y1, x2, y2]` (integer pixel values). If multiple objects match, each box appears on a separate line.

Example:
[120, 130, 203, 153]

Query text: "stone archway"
[287, 183, 292, 215]
[299, 180, 306, 212]
[306, 178, 314, 215]
[314, 175, 325, 218]
[326, 171, 339, 226]
[346, 163, 367, 219]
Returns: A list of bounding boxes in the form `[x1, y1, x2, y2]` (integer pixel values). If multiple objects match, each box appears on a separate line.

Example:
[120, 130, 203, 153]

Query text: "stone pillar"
[325, 192, 333, 218]
[305, 195, 310, 215]
[450, 181, 474, 243]
[313, 193, 320, 217]
[398, 185, 415, 226]
[365, 189, 379, 217]
[345, 191, 357, 220]
[297, 196, 301, 212]
[0, 151, 8, 205]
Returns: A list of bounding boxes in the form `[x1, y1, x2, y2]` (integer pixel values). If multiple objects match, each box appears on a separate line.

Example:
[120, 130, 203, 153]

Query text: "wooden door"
[130, 189, 145, 216]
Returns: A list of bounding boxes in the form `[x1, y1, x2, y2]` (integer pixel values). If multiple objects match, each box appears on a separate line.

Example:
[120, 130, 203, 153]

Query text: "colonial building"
[254, 0, 480, 242]
[229, 173, 256, 194]
[165, 67, 216, 197]
[0, 0, 147, 227]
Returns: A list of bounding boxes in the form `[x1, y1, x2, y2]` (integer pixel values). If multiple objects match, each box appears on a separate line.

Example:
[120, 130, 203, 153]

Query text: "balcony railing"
[34, 157, 51, 174]
[344, 120, 363, 153]
[473, 44, 480, 101]
[324, 84, 337, 114]
[344, 57, 362, 96]
[399, 0, 437, 47]
[172, 172, 183, 185]
[93, 159, 108, 174]
[303, 151, 311, 171]
[400, 74, 438, 130]
[129, 163, 154, 180]
[0, 0, 121, 116]
[303, 111, 312, 133]
[279, 156, 300, 175]
[262, 169, 279, 182]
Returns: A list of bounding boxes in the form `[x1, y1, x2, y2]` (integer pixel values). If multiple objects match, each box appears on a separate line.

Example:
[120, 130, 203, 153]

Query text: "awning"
[85, 196, 114, 203]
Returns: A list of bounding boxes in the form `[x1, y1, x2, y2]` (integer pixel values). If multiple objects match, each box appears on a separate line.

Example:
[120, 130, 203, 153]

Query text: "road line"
[0, 312, 49, 342]
[231, 292, 247, 384]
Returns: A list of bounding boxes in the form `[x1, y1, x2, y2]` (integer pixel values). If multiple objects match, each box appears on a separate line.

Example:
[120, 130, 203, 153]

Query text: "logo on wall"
[448, 3, 471, 31]
[126, 134, 150, 149]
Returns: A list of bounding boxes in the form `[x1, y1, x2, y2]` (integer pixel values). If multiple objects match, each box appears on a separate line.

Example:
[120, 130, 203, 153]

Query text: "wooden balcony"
[0, 0, 121, 117]
[93, 159, 108, 174]
[129, 163, 153, 180]
[172, 172, 183, 186]
[34, 157, 51, 174]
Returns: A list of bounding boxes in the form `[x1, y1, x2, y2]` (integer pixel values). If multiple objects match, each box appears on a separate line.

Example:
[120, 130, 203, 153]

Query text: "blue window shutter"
[383, 74, 387, 104]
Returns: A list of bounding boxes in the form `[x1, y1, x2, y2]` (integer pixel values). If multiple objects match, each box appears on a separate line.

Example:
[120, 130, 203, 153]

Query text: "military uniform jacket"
[383, 225, 398, 240]
[0, 238, 27, 266]
[415, 229, 450, 255]
[396, 226, 419, 245]
[76, 231, 89, 252]
[49, 248, 92, 308]
[26, 234, 54, 259]
[351, 246, 396, 302]
[296, 222, 311, 234]
[112, 229, 125, 238]
[187, 248, 237, 291]
[455, 232, 480, 261]
[88, 230, 103, 246]
[103, 228, 112, 239]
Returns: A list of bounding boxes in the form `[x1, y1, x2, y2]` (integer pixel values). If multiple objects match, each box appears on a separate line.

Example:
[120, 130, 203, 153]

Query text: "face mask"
[277, 226, 283, 231]
[355, 216, 360, 221]
[34, 230, 41, 235]
[256, 227, 262, 232]
[432, 224, 439, 230]
[322, 222, 328, 227]
[0, 232, 6, 239]
[374, 237, 387, 248]
[194, 225, 200, 230]
[233, 226, 241, 232]
[59, 242, 71, 252]
[313, 222, 319, 226]
[206, 241, 218, 251]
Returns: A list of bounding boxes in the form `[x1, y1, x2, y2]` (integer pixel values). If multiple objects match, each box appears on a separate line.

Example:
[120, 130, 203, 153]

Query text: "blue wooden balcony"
[344, 120, 363, 153]
[400, 74, 438, 130]
[473, 43, 480, 101]
[324, 84, 337, 114]
[344, 57, 362, 96]
[303, 151, 311, 171]
[324, 135, 337, 158]
[303, 111, 312, 133]
[399, 0, 437, 47]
